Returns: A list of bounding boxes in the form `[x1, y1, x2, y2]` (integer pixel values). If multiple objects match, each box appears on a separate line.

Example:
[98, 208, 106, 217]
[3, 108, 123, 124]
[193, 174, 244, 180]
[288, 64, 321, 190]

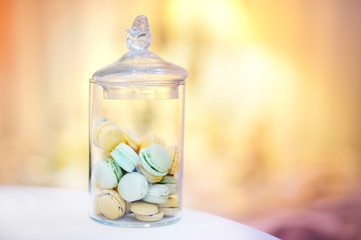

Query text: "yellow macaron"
[93, 121, 124, 152]
[124, 201, 132, 214]
[159, 207, 178, 216]
[167, 145, 180, 175]
[130, 202, 164, 222]
[94, 120, 124, 151]
[139, 133, 166, 150]
[130, 202, 159, 216]
[158, 196, 179, 216]
[94, 190, 126, 220]
[158, 196, 178, 208]
[121, 128, 140, 152]
[135, 211, 164, 222]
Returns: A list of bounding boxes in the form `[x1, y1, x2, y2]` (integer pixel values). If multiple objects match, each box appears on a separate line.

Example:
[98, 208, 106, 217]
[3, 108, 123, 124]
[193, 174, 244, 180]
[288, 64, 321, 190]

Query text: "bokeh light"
[1, 0, 361, 238]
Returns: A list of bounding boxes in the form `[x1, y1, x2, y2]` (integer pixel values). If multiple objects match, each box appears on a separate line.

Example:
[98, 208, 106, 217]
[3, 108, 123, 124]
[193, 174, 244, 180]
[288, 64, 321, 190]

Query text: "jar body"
[88, 81, 184, 227]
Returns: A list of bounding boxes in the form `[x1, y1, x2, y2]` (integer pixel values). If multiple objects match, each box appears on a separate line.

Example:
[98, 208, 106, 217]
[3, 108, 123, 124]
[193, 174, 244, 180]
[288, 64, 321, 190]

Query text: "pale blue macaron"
[93, 158, 123, 189]
[160, 175, 178, 195]
[142, 184, 169, 204]
[111, 143, 139, 172]
[95, 118, 107, 127]
[139, 144, 171, 177]
[118, 172, 149, 202]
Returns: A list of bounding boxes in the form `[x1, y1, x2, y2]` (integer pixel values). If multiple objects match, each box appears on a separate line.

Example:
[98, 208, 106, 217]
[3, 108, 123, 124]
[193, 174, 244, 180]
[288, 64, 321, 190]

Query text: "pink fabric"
[246, 193, 361, 240]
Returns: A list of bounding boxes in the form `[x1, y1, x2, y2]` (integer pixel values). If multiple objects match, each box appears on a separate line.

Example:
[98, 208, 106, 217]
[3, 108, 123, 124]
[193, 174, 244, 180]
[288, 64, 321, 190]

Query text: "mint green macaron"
[139, 144, 171, 177]
[142, 184, 169, 204]
[118, 172, 149, 202]
[111, 143, 139, 172]
[93, 158, 123, 189]
[160, 175, 178, 195]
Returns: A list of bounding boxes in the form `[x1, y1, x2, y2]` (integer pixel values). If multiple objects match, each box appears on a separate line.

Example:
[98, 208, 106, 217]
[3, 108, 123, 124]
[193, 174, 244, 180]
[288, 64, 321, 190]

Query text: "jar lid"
[91, 15, 188, 86]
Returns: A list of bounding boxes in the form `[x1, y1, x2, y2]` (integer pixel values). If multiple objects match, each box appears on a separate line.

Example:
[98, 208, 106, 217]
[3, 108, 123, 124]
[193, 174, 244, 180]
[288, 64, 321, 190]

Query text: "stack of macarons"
[91, 119, 181, 222]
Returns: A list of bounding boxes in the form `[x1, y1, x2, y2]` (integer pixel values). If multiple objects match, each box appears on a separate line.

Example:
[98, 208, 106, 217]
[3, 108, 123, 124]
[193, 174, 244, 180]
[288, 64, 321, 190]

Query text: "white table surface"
[0, 186, 279, 240]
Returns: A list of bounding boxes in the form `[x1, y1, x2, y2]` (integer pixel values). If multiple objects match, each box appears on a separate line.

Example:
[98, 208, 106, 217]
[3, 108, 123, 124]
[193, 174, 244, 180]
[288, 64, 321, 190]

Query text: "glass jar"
[88, 15, 187, 227]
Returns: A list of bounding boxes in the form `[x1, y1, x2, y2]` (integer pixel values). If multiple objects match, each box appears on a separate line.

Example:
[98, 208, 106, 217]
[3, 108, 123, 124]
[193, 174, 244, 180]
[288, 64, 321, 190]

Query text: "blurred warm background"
[1, 0, 361, 239]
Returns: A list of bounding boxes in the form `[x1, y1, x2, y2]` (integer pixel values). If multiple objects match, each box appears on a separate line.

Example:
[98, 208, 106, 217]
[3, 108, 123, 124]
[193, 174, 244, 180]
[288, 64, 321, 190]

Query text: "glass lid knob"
[126, 15, 152, 51]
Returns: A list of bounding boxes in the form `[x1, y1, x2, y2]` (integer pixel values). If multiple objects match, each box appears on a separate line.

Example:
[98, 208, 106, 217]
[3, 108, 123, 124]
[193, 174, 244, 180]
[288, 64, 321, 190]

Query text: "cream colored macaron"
[131, 202, 164, 222]
[158, 196, 179, 216]
[124, 201, 132, 214]
[94, 180, 114, 191]
[158, 196, 178, 208]
[135, 211, 164, 222]
[94, 190, 126, 220]
[159, 207, 178, 216]
[121, 128, 140, 152]
[94, 120, 124, 151]
[167, 145, 180, 175]
[130, 202, 159, 216]
[139, 133, 166, 150]
[99, 150, 112, 159]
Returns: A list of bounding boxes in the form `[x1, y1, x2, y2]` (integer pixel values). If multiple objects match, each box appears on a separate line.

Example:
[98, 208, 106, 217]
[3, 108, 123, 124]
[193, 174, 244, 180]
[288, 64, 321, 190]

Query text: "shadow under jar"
[88, 15, 187, 227]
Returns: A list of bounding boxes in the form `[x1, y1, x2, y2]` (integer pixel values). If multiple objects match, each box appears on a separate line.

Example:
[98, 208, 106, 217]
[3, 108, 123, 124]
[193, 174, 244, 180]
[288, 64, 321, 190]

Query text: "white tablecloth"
[0, 186, 279, 240]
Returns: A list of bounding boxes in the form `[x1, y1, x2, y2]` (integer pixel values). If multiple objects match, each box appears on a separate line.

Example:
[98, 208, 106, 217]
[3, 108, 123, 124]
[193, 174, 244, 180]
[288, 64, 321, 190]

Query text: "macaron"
[142, 184, 169, 204]
[135, 211, 164, 222]
[122, 128, 140, 152]
[94, 120, 124, 151]
[99, 150, 112, 159]
[124, 201, 132, 214]
[130, 202, 158, 216]
[111, 143, 139, 172]
[118, 172, 148, 202]
[93, 158, 123, 189]
[167, 145, 180, 175]
[135, 163, 163, 183]
[94, 190, 126, 220]
[160, 175, 178, 195]
[158, 196, 178, 208]
[159, 207, 178, 216]
[130, 202, 164, 222]
[139, 133, 166, 150]
[139, 144, 171, 177]
[94, 118, 106, 129]
[158, 196, 179, 216]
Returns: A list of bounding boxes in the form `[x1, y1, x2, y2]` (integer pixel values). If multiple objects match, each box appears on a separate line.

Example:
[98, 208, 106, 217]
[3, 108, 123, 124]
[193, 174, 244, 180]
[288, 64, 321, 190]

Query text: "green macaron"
[142, 184, 169, 204]
[93, 158, 123, 189]
[160, 175, 178, 195]
[139, 144, 171, 177]
[111, 143, 139, 172]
